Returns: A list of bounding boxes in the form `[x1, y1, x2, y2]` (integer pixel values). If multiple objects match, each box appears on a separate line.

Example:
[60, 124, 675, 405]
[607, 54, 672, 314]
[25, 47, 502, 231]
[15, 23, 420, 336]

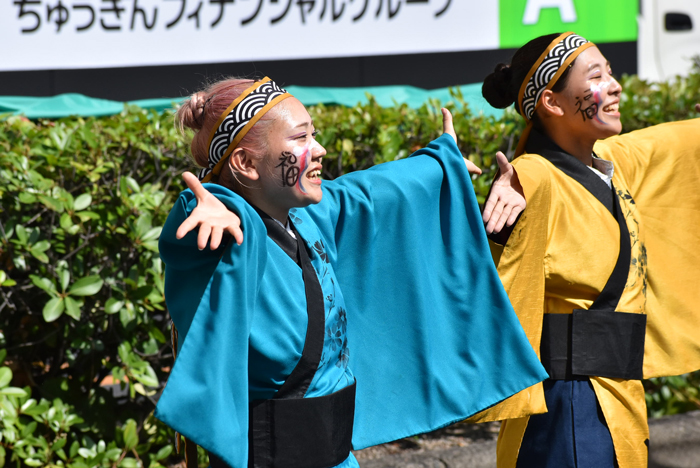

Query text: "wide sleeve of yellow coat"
[595, 119, 700, 378]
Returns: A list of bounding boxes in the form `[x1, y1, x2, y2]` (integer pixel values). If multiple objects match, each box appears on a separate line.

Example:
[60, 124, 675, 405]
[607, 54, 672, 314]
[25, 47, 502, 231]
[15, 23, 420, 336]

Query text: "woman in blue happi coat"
[155, 77, 547, 468]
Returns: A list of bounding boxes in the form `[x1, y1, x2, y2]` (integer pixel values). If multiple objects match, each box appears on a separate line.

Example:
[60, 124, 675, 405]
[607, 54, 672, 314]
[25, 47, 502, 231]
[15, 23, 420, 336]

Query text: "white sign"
[0, 0, 499, 72]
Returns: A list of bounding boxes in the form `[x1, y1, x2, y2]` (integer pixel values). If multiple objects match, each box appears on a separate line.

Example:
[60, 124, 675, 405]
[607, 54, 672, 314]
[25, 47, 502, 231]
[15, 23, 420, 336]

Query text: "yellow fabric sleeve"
[594, 119, 700, 377]
[467, 155, 551, 423]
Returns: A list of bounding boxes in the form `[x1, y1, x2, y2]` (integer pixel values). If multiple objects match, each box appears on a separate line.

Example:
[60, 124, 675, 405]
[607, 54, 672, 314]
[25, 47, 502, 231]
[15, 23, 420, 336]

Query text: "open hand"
[482, 152, 525, 234]
[442, 108, 482, 175]
[176, 172, 244, 250]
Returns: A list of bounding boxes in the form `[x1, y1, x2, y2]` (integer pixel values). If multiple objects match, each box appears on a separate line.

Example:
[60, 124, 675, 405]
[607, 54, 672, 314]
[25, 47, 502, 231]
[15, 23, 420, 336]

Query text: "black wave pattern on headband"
[198, 80, 287, 181]
[521, 34, 588, 120]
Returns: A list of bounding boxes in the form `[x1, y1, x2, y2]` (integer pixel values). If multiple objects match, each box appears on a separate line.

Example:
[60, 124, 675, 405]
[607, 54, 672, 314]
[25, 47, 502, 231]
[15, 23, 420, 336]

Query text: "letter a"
[523, 0, 577, 25]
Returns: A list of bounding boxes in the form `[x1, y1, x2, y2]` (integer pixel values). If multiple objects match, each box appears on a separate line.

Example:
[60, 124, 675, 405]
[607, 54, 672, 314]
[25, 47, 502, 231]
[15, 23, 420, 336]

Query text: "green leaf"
[68, 276, 104, 296]
[154, 445, 172, 460]
[77, 447, 94, 459]
[140, 227, 162, 242]
[37, 194, 64, 212]
[43, 297, 65, 322]
[29, 248, 49, 263]
[69, 440, 80, 458]
[0, 387, 28, 397]
[31, 240, 51, 252]
[0, 368, 12, 388]
[104, 298, 124, 314]
[73, 193, 92, 211]
[64, 296, 82, 320]
[119, 457, 138, 468]
[0, 349, 6, 363]
[60, 213, 74, 231]
[58, 269, 70, 292]
[119, 303, 136, 328]
[15, 225, 28, 245]
[122, 420, 138, 451]
[0, 445, 5, 467]
[52, 437, 67, 452]
[30, 275, 57, 295]
[20, 421, 37, 438]
[104, 448, 122, 461]
[134, 214, 152, 238]
[18, 192, 37, 204]
[76, 210, 100, 222]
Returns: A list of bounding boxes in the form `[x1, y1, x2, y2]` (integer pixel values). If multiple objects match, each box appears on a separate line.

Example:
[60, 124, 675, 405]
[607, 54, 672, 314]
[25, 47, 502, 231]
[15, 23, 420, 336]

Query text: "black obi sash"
[526, 131, 646, 381]
[208, 210, 355, 468]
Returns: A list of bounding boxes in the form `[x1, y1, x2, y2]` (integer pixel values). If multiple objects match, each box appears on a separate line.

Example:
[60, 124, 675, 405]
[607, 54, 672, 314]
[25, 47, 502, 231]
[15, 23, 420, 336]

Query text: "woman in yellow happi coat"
[469, 32, 700, 468]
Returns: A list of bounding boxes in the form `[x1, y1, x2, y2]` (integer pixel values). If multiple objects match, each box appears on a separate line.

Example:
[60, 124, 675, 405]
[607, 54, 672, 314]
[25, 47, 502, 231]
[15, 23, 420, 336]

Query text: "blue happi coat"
[155, 135, 548, 468]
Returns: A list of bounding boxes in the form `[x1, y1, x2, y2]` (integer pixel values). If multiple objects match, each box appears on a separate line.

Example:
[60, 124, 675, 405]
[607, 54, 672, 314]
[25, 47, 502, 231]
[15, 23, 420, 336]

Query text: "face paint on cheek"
[590, 82, 608, 125]
[276, 151, 300, 188]
[292, 144, 310, 194]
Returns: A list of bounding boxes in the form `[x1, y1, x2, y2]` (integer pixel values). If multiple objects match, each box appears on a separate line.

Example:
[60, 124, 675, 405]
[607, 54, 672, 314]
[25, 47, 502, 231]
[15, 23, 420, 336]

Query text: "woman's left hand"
[176, 172, 244, 250]
[442, 108, 482, 175]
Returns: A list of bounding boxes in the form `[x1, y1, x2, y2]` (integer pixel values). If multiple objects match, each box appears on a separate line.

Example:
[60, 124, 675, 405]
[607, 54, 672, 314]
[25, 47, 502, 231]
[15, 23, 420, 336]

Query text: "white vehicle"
[638, 0, 700, 81]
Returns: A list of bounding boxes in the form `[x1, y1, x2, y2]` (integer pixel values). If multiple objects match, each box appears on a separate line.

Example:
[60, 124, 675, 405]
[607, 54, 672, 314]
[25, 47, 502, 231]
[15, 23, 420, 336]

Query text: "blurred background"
[1, 0, 698, 100]
[1, 2, 700, 468]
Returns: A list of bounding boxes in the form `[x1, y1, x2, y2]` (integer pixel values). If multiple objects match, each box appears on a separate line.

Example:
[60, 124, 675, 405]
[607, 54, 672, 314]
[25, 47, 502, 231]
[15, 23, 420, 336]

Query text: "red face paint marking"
[295, 145, 309, 194]
[592, 85, 607, 125]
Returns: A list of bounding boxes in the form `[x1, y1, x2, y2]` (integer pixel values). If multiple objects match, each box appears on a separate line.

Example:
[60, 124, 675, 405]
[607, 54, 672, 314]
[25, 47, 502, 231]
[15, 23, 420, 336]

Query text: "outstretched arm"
[176, 172, 244, 250]
[482, 153, 526, 235]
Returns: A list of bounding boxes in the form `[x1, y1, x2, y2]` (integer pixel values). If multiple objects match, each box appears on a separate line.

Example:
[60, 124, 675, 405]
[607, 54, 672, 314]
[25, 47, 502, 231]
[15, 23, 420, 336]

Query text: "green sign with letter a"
[499, 0, 639, 49]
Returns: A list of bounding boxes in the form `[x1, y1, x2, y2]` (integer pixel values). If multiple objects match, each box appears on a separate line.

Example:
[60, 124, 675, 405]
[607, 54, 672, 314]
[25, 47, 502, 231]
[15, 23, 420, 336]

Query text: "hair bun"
[482, 63, 517, 109]
[178, 92, 207, 131]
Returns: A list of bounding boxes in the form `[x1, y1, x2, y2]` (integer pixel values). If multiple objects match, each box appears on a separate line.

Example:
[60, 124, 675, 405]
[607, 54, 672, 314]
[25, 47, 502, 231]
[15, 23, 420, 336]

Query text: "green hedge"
[1, 73, 699, 467]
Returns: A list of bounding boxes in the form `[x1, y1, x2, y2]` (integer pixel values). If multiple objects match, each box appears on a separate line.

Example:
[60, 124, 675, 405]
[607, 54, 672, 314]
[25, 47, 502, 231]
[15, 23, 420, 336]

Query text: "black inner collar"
[253, 207, 300, 266]
[525, 128, 614, 215]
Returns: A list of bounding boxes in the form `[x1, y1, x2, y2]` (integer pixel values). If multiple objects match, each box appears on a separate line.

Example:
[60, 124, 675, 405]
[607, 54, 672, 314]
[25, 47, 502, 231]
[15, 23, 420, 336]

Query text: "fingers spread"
[485, 201, 505, 234]
[176, 216, 199, 240]
[506, 204, 524, 227]
[482, 194, 498, 223]
[227, 224, 244, 245]
[197, 224, 212, 251]
[492, 203, 513, 235]
[209, 226, 224, 250]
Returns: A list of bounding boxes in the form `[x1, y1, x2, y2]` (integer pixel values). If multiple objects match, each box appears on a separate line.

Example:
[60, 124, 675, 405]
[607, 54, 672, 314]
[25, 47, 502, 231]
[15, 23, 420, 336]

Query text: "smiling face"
[550, 46, 623, 140]
[255, 97, 326, 217]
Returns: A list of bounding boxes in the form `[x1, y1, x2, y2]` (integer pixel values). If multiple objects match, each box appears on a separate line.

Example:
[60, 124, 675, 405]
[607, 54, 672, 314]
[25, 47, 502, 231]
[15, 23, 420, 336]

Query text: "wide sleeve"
[468, 155, 552, 423]
[155, 185, 268, 468]
[594, 119, 700, 377]
[305, 135, 548, 448]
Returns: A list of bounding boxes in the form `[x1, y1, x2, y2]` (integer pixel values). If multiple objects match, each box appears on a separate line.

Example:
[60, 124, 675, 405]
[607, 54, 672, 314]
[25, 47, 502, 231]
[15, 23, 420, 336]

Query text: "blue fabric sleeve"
[155, 185, 268, 468]
[305, 134, 548, 448]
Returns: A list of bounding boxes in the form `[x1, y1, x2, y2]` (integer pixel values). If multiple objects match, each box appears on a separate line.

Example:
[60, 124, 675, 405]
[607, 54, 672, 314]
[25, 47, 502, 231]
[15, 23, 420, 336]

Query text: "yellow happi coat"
[470, 119, 700, 468]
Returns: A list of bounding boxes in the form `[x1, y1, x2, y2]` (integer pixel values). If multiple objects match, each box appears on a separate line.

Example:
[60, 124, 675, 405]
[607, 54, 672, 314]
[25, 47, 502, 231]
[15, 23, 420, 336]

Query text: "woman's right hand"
[176, 172, 244, 250]
[482, 152, 526, 235]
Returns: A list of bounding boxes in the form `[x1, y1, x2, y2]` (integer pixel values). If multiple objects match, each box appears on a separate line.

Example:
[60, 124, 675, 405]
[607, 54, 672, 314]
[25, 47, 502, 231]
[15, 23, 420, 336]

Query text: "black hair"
[482, 33, 575, 114]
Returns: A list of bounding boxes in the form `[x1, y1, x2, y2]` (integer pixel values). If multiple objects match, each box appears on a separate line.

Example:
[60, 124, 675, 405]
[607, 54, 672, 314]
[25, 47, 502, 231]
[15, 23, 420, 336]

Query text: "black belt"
[541, 310, 646, 380]
[208, 384, 356, 468]
[249, 382, 356, 468]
